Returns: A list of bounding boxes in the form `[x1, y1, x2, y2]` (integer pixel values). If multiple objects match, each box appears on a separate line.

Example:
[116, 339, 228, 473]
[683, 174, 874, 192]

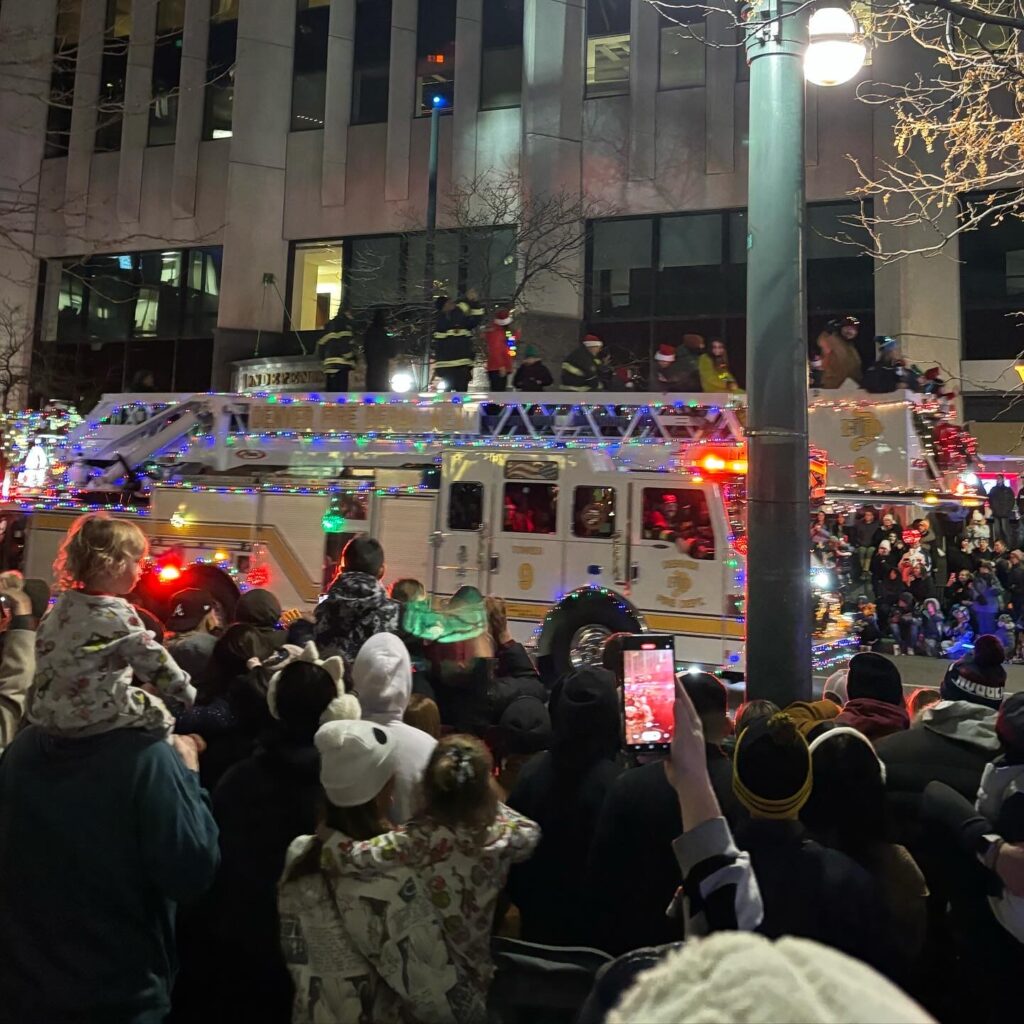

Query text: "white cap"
[316, 719, 398, 807]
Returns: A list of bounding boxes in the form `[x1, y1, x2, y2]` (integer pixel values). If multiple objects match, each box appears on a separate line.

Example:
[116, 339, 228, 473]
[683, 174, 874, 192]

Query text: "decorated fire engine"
[0, 386, 979, 680]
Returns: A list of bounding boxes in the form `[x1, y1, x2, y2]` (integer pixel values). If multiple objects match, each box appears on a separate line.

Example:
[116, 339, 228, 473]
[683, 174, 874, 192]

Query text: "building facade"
[0, 0, 1018, 436]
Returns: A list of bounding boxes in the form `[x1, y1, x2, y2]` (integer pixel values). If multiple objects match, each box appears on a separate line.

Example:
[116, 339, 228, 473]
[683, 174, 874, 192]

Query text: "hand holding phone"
[664, 675, 720, 831]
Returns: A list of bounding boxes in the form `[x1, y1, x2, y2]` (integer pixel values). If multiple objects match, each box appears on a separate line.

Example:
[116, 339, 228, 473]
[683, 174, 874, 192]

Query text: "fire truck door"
[432, 477, 488, 599]
[562, 482, 627, 592]
[488, 460, 565, 605]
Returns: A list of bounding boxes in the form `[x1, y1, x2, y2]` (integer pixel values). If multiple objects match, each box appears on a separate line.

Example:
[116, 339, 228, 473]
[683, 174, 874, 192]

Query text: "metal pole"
[422, 99, 441, 386]
[743, 0, 812, 705]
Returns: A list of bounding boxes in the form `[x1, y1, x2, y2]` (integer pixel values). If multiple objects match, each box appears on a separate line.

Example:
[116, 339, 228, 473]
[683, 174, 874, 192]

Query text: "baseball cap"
[316, 719, 398, 808]
[166, 589, 214, 633]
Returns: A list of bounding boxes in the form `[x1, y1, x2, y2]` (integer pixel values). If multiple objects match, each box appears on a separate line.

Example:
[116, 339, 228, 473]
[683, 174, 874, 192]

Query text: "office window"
[203, 0, 238, 139]
[586, 0, 630, 98]
[44, 1, 82, 158]
[352, 0, 391, 125]
[349, 237, 403, 307]
[291, 241, 344, 331]
[292, 0, 330, 131]
[961, 197, 1024, 359]
[148, 0, 185, 146]
[657, 214, 727, 316]
[481, 0, 523, 110]
[465, 227, 517, 301]
[416, 0, 455, 114]
[96, 0, 131, 153]
[589, 219, 653, 318]
[659, 14, 706, 90]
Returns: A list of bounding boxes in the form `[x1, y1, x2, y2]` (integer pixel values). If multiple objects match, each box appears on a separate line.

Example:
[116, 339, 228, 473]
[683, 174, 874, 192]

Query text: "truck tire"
[537, 588, 644, 685]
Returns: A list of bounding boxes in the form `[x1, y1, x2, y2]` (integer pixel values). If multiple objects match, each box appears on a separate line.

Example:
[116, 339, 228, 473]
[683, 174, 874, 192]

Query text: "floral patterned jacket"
[29, 589, 194, 736]
[278, 804, 540, 1024]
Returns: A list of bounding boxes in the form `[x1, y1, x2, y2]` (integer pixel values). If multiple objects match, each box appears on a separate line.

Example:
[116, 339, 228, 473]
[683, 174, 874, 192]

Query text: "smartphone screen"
[622, 635, 676, 752]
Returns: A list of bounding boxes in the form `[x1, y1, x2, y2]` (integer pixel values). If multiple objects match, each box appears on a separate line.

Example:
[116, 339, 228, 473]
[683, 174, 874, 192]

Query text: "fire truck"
[1, 387, 979, 680]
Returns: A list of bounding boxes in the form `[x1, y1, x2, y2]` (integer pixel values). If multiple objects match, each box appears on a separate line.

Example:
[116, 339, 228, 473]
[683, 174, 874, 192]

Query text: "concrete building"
[0, 0, 1020, 446]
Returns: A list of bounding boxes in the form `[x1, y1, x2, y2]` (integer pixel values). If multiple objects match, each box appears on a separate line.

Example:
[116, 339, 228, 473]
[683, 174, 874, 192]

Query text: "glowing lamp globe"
[804, 7, 865, 87]
[390, 371, 414, 394]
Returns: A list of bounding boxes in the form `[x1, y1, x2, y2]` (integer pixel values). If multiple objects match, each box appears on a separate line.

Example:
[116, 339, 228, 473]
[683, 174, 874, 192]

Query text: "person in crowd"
[801, 728, 929, 974]
[967, 507, 991, 546]
[173, 655, 361, 1023]
[507, 667, 622, 946]
[942, 603, 975, 659]
[175, 624, 277, 791]
[971, 536, 994, 569]
[0, 723, 218, 1023]
[698, 338, 742, 393]
[601, 630, 632, 686]
[484, 307, 514, 391]
[947, 534, 975, 578]
[586, 672, 742, 955]
[877, 567, 904, 623]
[975, 691, 1024, 941]
[403, 692, 442, 740]
[946, 568, 975, 609]
[653, 343, 686, 390]
[970, 564, 1002, 635]
[391, 577, 425, 605]
[816, 316, 863, 389]
[316, 306, 357, 392]
[0, 573, 42, 751]
[996, 612, 1017, 656]
[28, 512, 194, 738]
[512, 343, 553, 391]
[561, 333, 611, 391]
[731, 712, 890, 969]
[871, 510, 899, 550]
[992, 538, 1011, 586]
[130, 368, 157, 393]
[166, 587, 220, 681]
[674, 333, 706, 392]
[851, 599, 881, 649]
[907, 563, 936, 605]
[490, 694, 551, 797]
[433, 292, 482, 393]
[851, 507, 878, 580]
[362, 307, 395, 393]
[890, 590, 921, 656]
[278, 725, 540, 1023]
[233, 587, 285, 650]
[1005, 549, 1024, 621]
[784, 699, 840, 742]
[353, 632, 437, 823]
[314, 533, 400, 664]
[605, 933, 933, 1024]
[735, 698, 781, 736]
[870, 539, 894, 593]
[919, 598, 946, 657]
[906, 687, 942, 719]
[988, 474, 1017, 546]
[486, 595, 541, 684]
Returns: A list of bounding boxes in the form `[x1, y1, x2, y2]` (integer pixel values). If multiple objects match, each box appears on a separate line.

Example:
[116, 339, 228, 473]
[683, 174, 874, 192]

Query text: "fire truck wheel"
[539, 592, 642, 684]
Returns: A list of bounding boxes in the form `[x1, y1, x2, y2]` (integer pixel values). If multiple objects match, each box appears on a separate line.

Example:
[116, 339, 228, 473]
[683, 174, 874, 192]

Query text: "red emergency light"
[696, 450, 748, 475]
[157, 564, 182, 584]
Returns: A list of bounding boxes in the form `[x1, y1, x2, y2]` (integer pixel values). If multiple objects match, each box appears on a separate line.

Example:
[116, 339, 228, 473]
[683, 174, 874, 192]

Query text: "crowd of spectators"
[811, 480, 1024, 661]
[1, 512, 1023, 1023]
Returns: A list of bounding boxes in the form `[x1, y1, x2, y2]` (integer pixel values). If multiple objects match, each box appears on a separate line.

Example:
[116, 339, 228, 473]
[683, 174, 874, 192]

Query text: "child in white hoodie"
[352, 632, 437, 822]
[976, 691, 1024, 940]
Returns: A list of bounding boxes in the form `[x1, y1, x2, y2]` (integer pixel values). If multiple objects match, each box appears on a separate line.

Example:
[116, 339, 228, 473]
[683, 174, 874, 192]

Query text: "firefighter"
[317, 308, 357, 391]
[561, 334, 610, 391]
[433, 288, 483, 392]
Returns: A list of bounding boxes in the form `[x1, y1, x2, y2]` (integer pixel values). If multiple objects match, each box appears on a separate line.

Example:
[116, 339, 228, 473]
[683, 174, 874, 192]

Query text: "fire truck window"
[573, 486, 616, 538]
[336, 492, 368, 520]
[641, 487, 715, 560]
[503, 483, 557, 534]
[448, 482, 483, 531]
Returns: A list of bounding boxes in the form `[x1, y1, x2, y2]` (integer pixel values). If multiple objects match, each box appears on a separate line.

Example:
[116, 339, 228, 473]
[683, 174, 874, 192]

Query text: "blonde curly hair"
[54, 513, 148, 590]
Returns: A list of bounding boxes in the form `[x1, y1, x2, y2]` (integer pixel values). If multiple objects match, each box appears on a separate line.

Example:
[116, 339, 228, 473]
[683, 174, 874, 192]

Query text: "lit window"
[149, 0, 186, 146]
[291, 242, 344, 331]
[203, 0, 238, 139]
[96, 0, 131, 153]
[586, 0, 630, 98]
[416, 0, 455, 115]
[291, 0, 330, 131]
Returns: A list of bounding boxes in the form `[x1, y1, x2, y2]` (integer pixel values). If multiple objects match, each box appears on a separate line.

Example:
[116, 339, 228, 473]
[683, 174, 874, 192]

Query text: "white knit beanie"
[316, 720, 398, 808]
[265, 640, 360, 725]
[808, 725, 887, 783]
[608, 933, 934, 1024]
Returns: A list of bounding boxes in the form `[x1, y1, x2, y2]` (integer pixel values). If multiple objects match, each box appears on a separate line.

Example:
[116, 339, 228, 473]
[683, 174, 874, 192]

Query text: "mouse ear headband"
[264, 641, 359, 724]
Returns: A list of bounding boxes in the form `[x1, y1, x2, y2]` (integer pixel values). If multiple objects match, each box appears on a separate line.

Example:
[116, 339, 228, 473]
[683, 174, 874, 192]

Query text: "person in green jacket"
[698, 338, 743, 393]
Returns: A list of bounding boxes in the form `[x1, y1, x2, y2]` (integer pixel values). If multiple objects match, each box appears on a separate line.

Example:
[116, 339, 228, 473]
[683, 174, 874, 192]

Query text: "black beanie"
[497, 695, 552, 755]
[847, 652, 904, 706]
[552, 666, 620, 762]
[975, 634, 1006, 669]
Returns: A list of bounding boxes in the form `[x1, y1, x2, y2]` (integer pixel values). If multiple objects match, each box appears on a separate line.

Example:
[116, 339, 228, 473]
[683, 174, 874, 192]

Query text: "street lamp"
[422, 94, 445, 384]
[743, 1, 865, 706]
[804, 7, 866, 87]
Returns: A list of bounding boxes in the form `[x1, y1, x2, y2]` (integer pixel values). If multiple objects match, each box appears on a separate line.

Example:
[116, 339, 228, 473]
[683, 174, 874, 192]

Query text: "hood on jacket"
[920, 700, 1000, 754]
[834, 697, 910, 741]
[327, 571, 392, 613]
[352, 633, 412, 721]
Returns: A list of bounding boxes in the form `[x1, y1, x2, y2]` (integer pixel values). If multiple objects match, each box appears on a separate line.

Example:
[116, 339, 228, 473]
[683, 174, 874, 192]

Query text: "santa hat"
[655, 345, 676, 363]
[583, 334, 603, 349]
[494, 308, 512, 326]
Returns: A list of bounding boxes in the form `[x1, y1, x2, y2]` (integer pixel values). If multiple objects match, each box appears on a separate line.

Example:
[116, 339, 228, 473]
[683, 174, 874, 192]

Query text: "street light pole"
[743, 0, 813, 705]
[422, 96, 443, 386]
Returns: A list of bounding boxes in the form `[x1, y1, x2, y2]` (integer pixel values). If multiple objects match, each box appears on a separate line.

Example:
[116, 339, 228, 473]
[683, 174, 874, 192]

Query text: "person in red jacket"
[485, 308, 514, 391]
